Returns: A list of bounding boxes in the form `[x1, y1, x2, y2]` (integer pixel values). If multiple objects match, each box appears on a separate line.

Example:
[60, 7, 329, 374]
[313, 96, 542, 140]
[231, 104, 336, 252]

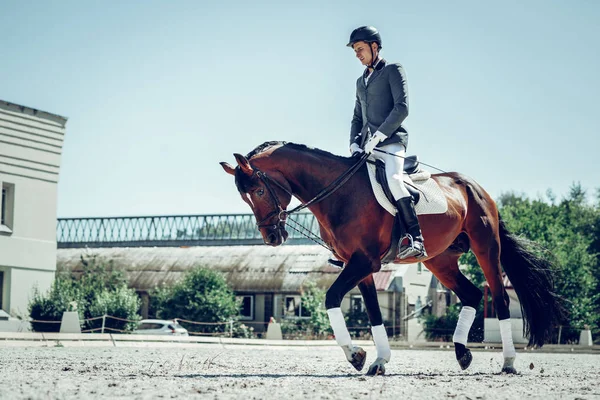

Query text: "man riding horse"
[220, 25, 566, 376]
[347, 26, 426, 260]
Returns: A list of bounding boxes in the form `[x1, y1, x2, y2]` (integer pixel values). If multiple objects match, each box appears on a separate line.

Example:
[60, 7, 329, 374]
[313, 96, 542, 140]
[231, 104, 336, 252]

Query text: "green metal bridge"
[57, 212, 321, 248]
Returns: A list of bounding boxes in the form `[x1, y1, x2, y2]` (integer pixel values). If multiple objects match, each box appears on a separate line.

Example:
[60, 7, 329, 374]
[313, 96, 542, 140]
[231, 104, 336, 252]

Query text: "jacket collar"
[363, 57, 386, 79]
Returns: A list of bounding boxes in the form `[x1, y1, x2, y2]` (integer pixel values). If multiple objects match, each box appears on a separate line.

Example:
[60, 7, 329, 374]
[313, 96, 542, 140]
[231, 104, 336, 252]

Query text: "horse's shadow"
[174, 372, 502, 379]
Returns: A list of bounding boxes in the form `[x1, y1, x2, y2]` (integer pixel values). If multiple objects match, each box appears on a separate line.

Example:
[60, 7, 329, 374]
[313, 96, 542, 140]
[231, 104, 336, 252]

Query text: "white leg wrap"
[371, 324, 391, 362]
[452, 306, 476, 345]
[327, 308, 352, 347]
[499, 318, 517, 358]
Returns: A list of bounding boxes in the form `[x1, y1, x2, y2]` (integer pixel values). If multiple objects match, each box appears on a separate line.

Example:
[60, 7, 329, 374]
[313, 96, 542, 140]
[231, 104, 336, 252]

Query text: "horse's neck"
[268, 148, 350, 217]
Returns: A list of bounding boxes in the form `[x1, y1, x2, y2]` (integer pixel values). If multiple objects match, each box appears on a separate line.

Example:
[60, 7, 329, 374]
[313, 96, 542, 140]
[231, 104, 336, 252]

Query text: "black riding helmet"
[346, 26, 382, 49]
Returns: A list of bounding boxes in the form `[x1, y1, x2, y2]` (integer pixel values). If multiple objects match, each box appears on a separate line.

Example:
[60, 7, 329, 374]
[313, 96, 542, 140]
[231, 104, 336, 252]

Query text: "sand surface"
[0, 345, 598, 399]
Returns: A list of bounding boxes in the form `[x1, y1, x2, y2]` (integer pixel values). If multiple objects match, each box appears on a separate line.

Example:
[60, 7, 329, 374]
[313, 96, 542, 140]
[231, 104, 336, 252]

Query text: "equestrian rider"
[347, 26, 427, 259]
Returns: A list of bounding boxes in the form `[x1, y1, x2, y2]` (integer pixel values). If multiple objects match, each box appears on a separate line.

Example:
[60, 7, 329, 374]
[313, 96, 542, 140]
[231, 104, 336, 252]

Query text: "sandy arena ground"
[0, 344, 598, 400]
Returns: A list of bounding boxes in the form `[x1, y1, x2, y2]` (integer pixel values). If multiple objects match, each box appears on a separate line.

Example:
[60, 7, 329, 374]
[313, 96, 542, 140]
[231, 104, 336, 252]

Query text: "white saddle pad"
[366, 162, 448, 216]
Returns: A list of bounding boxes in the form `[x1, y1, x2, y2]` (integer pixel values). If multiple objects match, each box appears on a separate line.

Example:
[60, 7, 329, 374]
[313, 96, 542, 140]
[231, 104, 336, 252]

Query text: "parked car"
[133, 319, 189, 336]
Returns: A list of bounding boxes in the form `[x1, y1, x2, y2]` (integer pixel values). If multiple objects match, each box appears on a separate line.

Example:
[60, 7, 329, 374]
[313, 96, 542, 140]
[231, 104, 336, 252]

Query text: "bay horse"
[220, 141, 565, 376]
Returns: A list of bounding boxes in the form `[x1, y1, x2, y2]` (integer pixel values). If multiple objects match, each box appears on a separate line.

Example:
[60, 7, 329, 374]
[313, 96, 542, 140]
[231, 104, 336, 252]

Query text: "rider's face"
[353, 41, 377, 66]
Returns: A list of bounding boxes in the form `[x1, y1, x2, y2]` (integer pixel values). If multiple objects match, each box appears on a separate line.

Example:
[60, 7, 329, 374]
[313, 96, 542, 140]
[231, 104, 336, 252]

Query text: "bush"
[280, 317, 311, 339]
[345, 307, 371, 339]
[231, 322, 255, 339]
[422, 303, 484, 342]
[28, 276, 83, 332]
[87, 286, 141, 333]
[75, 254, 128, 321]
[300, 281, 331, 338]
[152, 267, 239, 334]
[29, 254, 142, 333]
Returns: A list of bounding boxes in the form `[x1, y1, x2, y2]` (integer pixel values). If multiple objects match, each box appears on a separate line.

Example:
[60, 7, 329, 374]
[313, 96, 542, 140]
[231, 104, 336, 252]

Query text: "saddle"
[369, 155, 421, 206]
[366, 154, 448, 264]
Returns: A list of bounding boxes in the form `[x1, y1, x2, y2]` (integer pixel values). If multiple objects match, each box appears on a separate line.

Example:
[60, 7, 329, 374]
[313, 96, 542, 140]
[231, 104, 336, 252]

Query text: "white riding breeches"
[369, 142, 410, 200]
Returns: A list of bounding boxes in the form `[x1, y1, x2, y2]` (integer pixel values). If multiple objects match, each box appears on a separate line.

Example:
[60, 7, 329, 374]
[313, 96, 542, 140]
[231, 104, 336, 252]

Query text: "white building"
[0, 100, 67, 319]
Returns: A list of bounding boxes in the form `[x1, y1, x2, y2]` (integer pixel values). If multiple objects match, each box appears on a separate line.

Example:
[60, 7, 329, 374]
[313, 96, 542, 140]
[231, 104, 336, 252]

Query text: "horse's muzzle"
[265, 228, 288, 246]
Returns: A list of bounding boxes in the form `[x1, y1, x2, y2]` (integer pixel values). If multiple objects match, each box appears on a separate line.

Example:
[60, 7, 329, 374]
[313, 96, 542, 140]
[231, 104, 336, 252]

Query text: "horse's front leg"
[358, 274, 390, 376]
[325, 252, 373, 372]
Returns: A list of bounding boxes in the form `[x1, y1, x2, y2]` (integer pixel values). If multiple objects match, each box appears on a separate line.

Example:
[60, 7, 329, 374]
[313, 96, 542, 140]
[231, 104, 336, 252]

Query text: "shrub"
[28, 276, 83, 332]
[422, 303, 484, 342]
[87, 286, 141, 333]
[29, 254, 142, 333]
[345, 307, 371, 339]
[300, 281, 331, 338]
[153, 267, 239, 334]
[280, 317, 311, 339]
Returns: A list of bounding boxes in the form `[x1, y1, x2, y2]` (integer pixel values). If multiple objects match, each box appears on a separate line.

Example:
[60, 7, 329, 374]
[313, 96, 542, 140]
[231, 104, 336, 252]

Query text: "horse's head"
[220, 153, 292, 246]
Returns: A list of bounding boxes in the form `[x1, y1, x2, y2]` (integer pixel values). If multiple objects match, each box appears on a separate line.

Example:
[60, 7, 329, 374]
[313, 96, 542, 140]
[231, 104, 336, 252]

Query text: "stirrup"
[398, 234, 427, 259]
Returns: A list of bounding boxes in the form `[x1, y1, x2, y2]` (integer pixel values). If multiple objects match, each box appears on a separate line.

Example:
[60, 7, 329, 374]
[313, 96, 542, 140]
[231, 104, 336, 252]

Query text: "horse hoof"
[366, 358, 387, 376]
[458, 349, 473, 370]
[501, 366, 518, 374]
[501, 356, 517, 374]
[349, 347, 367, 371]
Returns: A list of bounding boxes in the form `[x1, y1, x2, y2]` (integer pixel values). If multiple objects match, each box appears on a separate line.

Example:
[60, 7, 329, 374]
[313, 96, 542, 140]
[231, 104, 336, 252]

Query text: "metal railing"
[57, 212, 321, 248]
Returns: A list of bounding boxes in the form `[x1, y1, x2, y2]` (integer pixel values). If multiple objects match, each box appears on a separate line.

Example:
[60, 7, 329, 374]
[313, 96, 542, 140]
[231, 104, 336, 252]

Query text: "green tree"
[300, 281, 331, 337]
[153, 267, 239, 334]
[460, 185, 600, 339]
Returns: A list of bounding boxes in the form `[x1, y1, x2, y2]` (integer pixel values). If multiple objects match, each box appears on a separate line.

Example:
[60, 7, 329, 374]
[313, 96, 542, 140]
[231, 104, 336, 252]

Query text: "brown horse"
[220, 141, 565, 375]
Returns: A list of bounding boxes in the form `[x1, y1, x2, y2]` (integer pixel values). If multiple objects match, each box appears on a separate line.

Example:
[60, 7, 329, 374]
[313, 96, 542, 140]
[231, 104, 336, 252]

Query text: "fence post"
[557, 325, 563, 344]
[101, 314, 106, 334]
[229, 320, 233, 338]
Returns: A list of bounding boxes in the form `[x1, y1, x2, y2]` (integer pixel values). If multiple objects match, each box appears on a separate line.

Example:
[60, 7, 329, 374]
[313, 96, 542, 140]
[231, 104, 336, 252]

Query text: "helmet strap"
[368, 43, 379, 69]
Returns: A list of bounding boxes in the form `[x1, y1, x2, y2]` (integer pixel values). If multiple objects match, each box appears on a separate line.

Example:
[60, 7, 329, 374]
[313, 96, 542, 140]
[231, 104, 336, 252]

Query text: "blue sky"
[1, 1, 598, 217]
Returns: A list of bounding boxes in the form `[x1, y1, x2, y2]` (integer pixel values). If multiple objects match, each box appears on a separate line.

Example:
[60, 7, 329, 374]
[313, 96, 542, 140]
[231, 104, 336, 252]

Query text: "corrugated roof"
[57, 245, 400, 294]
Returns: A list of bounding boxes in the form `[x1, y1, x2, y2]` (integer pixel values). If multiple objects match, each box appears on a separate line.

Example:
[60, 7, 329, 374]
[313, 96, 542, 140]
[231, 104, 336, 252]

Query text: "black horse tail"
[498, 216, 568, 347]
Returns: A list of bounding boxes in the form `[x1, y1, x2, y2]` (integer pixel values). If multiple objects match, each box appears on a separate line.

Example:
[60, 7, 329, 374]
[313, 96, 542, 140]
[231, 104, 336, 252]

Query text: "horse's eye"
[257, 189, 265, 197]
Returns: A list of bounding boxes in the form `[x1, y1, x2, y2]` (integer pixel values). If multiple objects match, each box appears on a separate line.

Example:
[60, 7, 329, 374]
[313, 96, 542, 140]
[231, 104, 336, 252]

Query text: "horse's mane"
[246, 141, 347, 162]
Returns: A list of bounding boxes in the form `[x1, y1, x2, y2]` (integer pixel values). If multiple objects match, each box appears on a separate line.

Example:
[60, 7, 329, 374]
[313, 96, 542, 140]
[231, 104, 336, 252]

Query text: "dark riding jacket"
[350, 58, 409, 149]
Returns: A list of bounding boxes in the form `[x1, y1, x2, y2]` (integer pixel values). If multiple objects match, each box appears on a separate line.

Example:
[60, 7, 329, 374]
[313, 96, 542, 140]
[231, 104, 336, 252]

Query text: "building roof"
[0, 99, 68, 126]
[57, 245, 401, 294]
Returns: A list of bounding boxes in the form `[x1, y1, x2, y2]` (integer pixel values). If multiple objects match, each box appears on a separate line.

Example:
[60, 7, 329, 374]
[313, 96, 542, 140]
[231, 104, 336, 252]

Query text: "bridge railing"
[57, 213, 321, 248]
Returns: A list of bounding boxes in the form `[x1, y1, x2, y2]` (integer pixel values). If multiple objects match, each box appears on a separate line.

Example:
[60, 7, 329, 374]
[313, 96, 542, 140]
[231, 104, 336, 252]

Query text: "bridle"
[254, 170, 291, 230]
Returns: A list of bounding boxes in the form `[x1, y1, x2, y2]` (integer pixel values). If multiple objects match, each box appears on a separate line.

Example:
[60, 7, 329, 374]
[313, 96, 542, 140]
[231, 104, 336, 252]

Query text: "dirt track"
[0, 345, 598, 399]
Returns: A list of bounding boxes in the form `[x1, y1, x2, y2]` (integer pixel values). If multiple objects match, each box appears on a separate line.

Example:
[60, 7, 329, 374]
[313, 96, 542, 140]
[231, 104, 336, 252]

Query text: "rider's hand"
[363, 131, 387, 154]
[349, 143, 363, 157]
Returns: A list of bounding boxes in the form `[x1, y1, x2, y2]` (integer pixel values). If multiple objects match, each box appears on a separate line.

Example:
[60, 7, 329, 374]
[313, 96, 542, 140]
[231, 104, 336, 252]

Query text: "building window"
[0, 183, 15, 233]
[0, 271, 4, 311]
[1, 187, 6, 225]
[284, 295, 310, 318]
[417, 262, 422, 274]
[351, 294, 364, 313]
[237, 295, 254, 320]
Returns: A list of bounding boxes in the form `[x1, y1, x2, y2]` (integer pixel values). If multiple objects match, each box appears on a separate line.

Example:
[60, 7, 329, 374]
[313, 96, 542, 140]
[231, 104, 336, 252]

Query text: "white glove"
[363, 131, 387, 154]
[349, 143, 363, 156]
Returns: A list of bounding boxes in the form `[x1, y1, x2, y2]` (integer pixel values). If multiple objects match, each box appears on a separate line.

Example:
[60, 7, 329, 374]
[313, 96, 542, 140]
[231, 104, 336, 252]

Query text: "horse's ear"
[233, 153, 253, 176]
[220, 162, 236, 176]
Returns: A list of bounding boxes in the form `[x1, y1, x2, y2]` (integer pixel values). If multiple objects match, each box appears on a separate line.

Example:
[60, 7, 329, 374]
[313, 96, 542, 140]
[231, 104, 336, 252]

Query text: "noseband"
[254, 170, 292, 230]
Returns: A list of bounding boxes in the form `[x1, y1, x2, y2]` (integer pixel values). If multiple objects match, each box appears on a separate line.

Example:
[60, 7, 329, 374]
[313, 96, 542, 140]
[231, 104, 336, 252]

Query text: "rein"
[253, 152, 370, 249]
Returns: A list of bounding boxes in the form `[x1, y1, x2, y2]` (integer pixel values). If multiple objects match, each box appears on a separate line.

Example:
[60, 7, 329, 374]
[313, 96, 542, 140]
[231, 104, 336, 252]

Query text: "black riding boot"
[395, 197, 427, 259]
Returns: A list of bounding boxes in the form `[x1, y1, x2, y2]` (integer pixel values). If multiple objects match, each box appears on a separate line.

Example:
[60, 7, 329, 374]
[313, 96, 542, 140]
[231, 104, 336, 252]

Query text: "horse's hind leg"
[325, 252, 375, 372]
[424, 251, 482, 370]
[358, 274, 389, 376]
[465, 188, 517, 374]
